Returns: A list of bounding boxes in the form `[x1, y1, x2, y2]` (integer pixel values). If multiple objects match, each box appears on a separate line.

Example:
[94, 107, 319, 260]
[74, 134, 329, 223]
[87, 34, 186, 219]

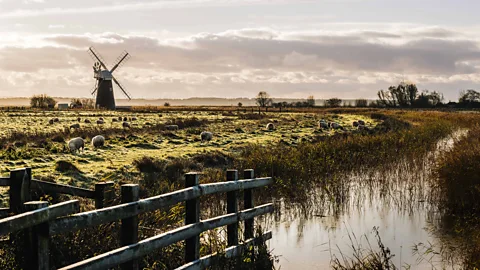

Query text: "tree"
[325, 98, 342, 107]
[255, 91, 272, 107]
[377, 83, 418, 107]
[237, 102, 243, 107]
[355, 99, 368, 107]
[459, 89, 480, 106]
[306, 95, 315, 107]
[70, 98, 83, 108]
[164, 102, 171, 107]
[30, 94, 57, 109]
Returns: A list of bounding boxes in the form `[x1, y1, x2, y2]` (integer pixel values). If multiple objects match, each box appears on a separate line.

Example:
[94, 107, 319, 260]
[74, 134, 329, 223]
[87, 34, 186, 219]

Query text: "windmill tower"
[88, 46, 132, 109]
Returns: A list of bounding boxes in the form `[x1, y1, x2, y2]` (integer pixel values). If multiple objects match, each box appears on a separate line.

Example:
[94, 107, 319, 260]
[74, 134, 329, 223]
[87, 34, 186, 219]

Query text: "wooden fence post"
[120, 184, 139, 270]
[185, 173, 200, 263]
[24, 201, 49, 270]
[9, 168, 32, 214]
[95, 181, 114, 209]
[243, 170, 254, 240]
[226, 170, 238, 246]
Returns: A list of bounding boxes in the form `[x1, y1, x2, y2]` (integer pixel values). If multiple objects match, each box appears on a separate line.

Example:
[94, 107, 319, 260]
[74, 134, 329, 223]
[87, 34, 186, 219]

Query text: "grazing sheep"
[122, 121, 130, 128]
[112, 118, 119, 122]
[131, 117, 137, 121]
[96, 120, 105, 125]
[353, 121, 359, 127]
[68, 137, 85, 153]
[84, 119, 91, 124]
[123, 117, 128, 121]
[77, 117, 81, 122]
[166, 125, 179, 131]
[118, 116, 122, 121]
[70, 123, 80, 129]
[358, 120, 365, 126]
[319, 120, 328, 129]
[99, 117, 104, 121]
[53, 118, 59, 123]
[358, 125, 369, 131]
[331, 122, 343, 130]
[48, 119, 54, 125]
[200, 131, 213, 142]
[91, 135, 105, 148]
[266, 123, 275, 130]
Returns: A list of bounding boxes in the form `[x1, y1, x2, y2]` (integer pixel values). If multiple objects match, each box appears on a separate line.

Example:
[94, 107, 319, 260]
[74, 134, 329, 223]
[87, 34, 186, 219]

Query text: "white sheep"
[266, 123, 275, 130]
[68, 137, 85, 153]
[122, 121, 130, 128]
[91, 135, 105, 148]
[200, 131, 213, 142]
[70, 123, 80, 129]
[166, 125, 179, 131]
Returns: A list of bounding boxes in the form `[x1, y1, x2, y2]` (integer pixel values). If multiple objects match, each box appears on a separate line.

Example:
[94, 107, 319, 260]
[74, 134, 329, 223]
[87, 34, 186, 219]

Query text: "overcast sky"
[0, 0, 479, 101]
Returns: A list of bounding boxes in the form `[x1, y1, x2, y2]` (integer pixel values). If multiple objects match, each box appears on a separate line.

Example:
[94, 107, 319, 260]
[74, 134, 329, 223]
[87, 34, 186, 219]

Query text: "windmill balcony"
[94, 70, 113, 80]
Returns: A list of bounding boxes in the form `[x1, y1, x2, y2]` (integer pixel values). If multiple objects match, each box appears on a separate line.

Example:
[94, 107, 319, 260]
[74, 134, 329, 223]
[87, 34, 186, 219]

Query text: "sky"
[0, 0, 480, 101]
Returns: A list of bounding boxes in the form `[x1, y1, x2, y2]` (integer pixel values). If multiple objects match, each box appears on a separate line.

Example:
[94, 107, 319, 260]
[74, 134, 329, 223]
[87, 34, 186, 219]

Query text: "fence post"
[185, 173, 200, 263]
[9, 168, 32, 214]
[120, 184, 139, 270]
[95, 181, 114, 209]
[227, 170, 239, 246]
[24, 201, 49, 270]
[243, 169, 254, 240]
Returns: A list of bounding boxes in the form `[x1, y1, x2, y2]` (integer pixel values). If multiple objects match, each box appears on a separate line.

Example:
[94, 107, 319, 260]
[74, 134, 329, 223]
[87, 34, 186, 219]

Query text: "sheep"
[118, 116, 122, 121]
[319, 120, 328, 129]
[266, 123, 275, 130]
[77, 117, 81, 122]
[166, 125, 179, 131]
[70, 123, 80, 129]
[123, 117, 128, 121]
[131, 117, 137, 121]
[112, 118, 119, 122]
[48, 119, 54, 125]
[358, 125, 369, 131]
[68, 137, 84, 153]
[200, 131, 213, 142]
[84, 119, 91, 124]
[358, 120, 365, 126]
[96, 120, 105, 125]
[99, 117, 104, 121]
[331, 122, 343, 130]
[53, 118, 59, 123]
[122, 121, 130, 128]
[91, 135, 105, 148]
[353, 121, 359, 127]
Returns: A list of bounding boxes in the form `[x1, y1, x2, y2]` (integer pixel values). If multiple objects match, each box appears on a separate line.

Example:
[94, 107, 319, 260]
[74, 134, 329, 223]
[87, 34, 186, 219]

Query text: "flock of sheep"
[61, 116, 215, 153]
[318, 119, 369, 131]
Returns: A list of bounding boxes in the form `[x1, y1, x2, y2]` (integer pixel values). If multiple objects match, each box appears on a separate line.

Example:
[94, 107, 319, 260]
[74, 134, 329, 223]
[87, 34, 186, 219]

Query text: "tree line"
[254, 84, 480, 108]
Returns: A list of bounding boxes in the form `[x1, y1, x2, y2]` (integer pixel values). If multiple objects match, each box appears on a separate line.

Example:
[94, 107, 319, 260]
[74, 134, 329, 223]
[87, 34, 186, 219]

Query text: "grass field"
[0, 110, 378, 189]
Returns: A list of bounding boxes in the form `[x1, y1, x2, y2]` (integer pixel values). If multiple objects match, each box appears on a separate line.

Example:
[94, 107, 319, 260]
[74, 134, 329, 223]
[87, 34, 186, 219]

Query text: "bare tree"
[255, 91, 272, 107]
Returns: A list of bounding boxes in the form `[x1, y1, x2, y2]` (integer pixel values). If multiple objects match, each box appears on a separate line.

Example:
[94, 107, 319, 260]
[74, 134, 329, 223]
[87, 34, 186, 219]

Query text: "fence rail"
[0, 168, 274, 270]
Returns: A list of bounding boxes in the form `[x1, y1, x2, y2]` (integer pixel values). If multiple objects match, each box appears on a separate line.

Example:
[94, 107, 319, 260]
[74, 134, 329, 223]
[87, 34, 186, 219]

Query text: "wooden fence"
[0, 168, 273, 270]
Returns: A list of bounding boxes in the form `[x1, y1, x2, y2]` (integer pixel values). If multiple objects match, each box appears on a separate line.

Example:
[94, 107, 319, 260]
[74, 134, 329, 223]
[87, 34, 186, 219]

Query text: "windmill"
[88, 46, 132, 109]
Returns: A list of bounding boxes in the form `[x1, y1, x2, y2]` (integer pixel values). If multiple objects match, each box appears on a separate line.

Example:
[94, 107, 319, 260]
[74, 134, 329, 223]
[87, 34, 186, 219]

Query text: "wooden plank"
[226, 170, 238, 246]
[31, 179, 95, 199]
[120, 184, 139, 270]
[95, 182, 115, 209]
[9, 168, 31, 214]
[50, 178, 272, 235]
[0, 200, 80, 236]
[0, 208, 10, 219]
[0, 177, 10, 186]
[175, 231, 273, 270]
[185, 173, 200, 263]
[59, 204, 274, 270]
[243, 170, 255, 240]
[24, 201, 50, 270]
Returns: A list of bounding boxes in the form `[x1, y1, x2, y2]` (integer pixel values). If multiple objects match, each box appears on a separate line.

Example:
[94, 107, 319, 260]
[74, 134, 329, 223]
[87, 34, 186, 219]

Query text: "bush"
[30, 94, 57, 109]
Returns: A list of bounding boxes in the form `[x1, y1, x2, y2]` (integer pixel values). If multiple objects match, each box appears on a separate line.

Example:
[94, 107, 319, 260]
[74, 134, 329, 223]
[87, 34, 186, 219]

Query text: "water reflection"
[265, 131, 467, 269]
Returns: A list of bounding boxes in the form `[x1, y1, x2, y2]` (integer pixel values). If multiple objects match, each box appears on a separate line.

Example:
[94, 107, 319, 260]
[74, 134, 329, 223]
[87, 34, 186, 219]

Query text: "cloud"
[1, 27, 480, 100]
